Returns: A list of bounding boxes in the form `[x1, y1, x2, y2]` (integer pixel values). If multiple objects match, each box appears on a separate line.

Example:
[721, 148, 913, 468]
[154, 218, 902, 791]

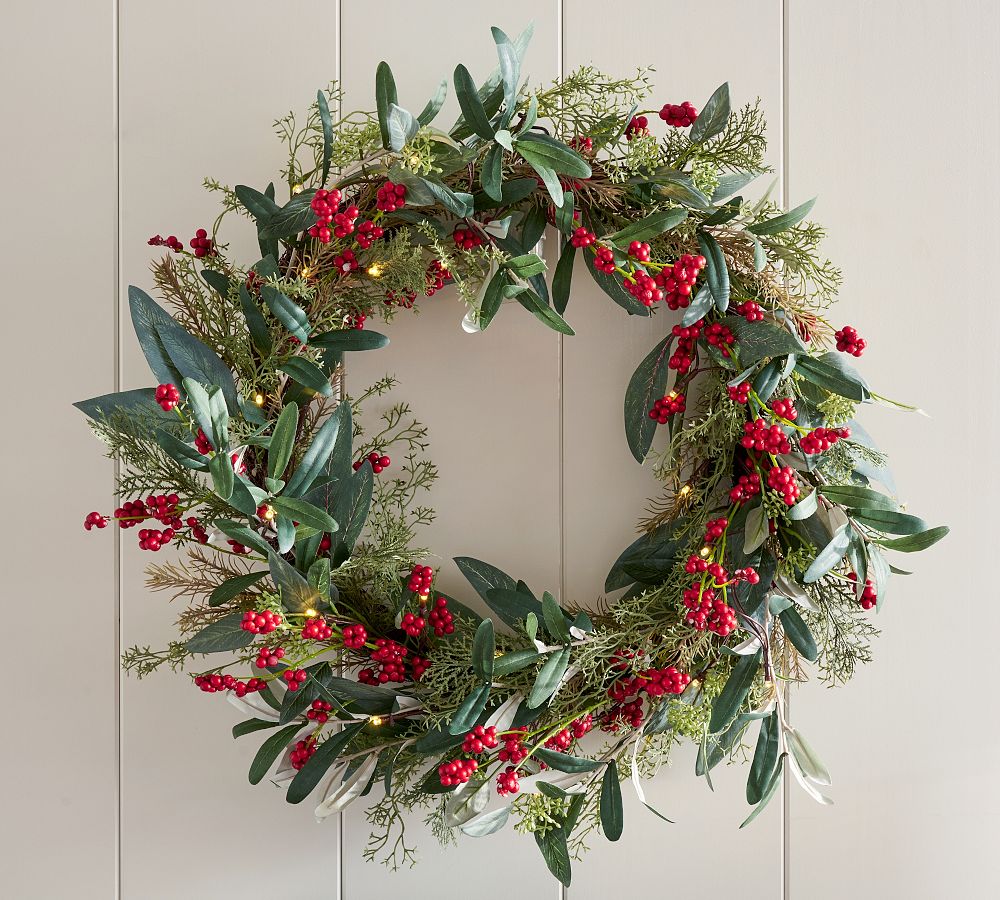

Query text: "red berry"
[658, 101, 698, 128]
[835, 325, 866, 357]
[155, 383, 181, 412]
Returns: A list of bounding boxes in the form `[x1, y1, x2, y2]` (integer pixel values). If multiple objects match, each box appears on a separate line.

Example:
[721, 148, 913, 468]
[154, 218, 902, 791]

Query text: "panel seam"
[113, 0, 123, 894]
[557, 2, 567, 900]
[336, 3, 345, 898]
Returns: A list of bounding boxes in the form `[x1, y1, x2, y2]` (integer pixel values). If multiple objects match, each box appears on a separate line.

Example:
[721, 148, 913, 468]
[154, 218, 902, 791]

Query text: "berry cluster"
[148, 234, 184, 252]
[835, 325, 866, 357]
[498, 727, 529, 764]
[848, 573, 878, 610]
[742, 419, 791, 455]
[137, 527, 175, 551]
[308, 188, 343, 242]
[682, 583, 738, 636]
[729, 472, 762, 504]
[333, 248, 360, 273]
[800, 425, 851, 455]
[342, 624, 367, 650]
[593, 244, 616, 274]
[704, 321, 735, 357]
[659, 101, 698, 127]
[625, 115, 650, 139]
[189, 229, 214, 258]
[734, 300, 765, 321]
[425, 259, 450, 295]
[728, 381, 751, 404]
[771, 397, 798, 421]
[306, 699, 334, 723]
[255, 645, 285, 668]
[438, 758, 477, 786]
[628, 240, 651, 262]
[194, 673, 266, 697]
[282, 668, 308, 691]
[290, 737, 317, 770]
[453, 225, 483, 250]
[570, 135, 594, 153]
[355, 219, 384, 249]
[407, 564, 433, 599]
[627, 270, 663, 307]
[767, 465, 800, 505]
[376, 181, 407, 212]
[462, 725, 499, 754]
[354, 450, 391, 473]
[427, 596, 455, 637]
[601, 699, 644, 732]
[670, 320, 702, 374]
[496, 766, 520, 796]
[359, 638, 409, 684]
[658, 253, 706, 310]
[400, 611, 426, 637]
[570, 226, 596, 249]
[155, 383, 180, 411]
[241, 610, 282, 635]
[648, 391, 686, 423]
[84, 512, 108, 530]
[704, 517, 728, 544]
[301, 617, 333, 641]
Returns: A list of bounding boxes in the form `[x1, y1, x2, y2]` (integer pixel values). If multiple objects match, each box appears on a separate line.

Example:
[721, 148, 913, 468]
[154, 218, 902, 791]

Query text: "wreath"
[77, 26, 946, 885]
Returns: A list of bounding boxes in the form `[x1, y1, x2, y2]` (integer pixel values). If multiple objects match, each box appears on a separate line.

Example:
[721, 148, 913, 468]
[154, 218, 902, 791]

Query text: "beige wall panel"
[0, 2, 118, 897]
[119, 4, 342, 897]
[339, 1, 563, 896]
[786, 3, 1000, 898]
[563, 2, 784, 896]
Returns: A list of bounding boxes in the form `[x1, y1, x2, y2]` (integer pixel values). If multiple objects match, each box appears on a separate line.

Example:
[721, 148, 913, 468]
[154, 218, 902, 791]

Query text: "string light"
[679, 485, 692, 497]
[261, 504, 275, 521]
[699, 546, 711, 558]
[366, 264, 383, 278]
[369, 715, 384, 726]
[304, 607, 318, 618]
[292, 183, 304, 194]
[254, 393, 265, 406]
[300, 265, 313, 278]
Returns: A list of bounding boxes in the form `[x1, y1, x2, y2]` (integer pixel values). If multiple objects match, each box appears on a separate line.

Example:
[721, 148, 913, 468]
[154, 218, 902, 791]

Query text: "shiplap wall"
[3, 1, 997, 897]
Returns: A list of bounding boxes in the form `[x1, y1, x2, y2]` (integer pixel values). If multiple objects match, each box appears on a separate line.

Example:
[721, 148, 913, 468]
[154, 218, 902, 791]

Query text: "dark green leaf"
[850, 508, 928, 535]
[624, 334, 674, 463]
[417, 79, 448, 126]
[186, 612, 254, 654]
[747, 711, 780, 804]
[600, 761, 624, 841]
[309, 329, 389, 352]
[481, 143, 504, 201]
[697, 231, 730, 312]
[516, 289, 575, 335]
[280, 356, 332, 396]
[608, 208, 687, 246]
[553, 189, 574, 235]
[741, 755, 785, 828]
[455, 556, 517, 604]
[726, 317, 804, 364]
[779, 608, 818, 661]
[535, 827, 572, 887]
[267, 402, 298, 479]
[875, 526, 949, 552]
[516, 132, 591, 177]
[471, 619, 495, 682]
[375, 61, 398, 150]
[493, 649, 541, 676]
[454, 63, 495, 140]
[505, 253, 547, 278]
[690, 83, 730, 143]
[819, 484, 898, 512]
[233, 718, 281, 739]
[239, 284, 272, 354]
[542, 592, 571, 643]
[271, 496, 338, 533]
[261, 285, 310, 344]
[534, 748, 603, 773]
[709, 650, 762, 733]
[527, 647, 570, 708]
[448, 684, 491, 734]
[482, 588, 544, 630]
[259, 192, 319, 242]
[249, 723, 303, 785]
[552, 241, 576, 315]
[216, 520, 272, 557]
[74, 387, 169, 421]
[268, 550, 322, 611]
[209, 450, 234, 500]
[748, 198, 817, 236]
[803, 525, 852, 582]
[797, 352, 870, 402]
[286, 722, 364, 804]
[209, 571, 268, 607]
[154, 429, 208, 470]
[284, 404, 345, 497]
[234, 184, 281, 222]
[316, 89, 333, 182]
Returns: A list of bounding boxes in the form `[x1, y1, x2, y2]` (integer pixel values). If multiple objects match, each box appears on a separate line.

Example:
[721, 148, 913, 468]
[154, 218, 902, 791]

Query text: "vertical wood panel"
[0, 2, 118, 896]
[118, 4, 340, 897]
[339, 1, 562, 896]
[562, 3, 784, 896]
[786, 4, 1000, 897]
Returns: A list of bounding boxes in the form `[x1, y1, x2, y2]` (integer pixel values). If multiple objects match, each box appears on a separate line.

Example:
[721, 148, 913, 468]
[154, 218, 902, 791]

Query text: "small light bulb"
[699, 546, 711, 558]
[262, 505, 275, 521]
[301, 266, 313, 278]
[292, 183, 304, 194]
[254, 393, 265, 406]
[679, 485, 692, 497]
[369, 715, 384, 727]
[667, 390, 678, 400]
[367, 264, 383, 277]
[304, 607, 318, 618]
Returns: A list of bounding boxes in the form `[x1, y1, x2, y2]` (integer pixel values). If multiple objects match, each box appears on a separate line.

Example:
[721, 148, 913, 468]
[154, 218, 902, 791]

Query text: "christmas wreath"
[77, 26, 946, 885]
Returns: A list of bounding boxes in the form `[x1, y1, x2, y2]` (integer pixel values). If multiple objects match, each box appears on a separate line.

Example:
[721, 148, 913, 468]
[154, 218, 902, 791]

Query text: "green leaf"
[779, 608, 818, 661]
[553, 189, 575, 234]
[690, 82, 730, 143]
[535, 827, 572, 887]
[819, 484, 898, 512]
[249, 723, 303, 785]
[748, 198, 817, 236]
[600, 761, 624, 841]
[747, 711, 780, 804]
[233, 718, 281, 739]
[234, 184, 281, 222]
[448, 684, 491, 734]
[741, 755, 784, 827]
[454, 63, 495, 140]
[505, 253, 546, 278]
[419, 177, 474, 217]
[287, 722, 365, 804]
[875, 526, 949, 552]
[534, 748, 603, 773]
[284, 404, 345, 497]
[492, 26, 520, 122]
[375, 61, 398, 150]
[713, 171, 759, 202]
[725, 317, 804, 364]
[128, 286, 239, 412]
[583, 248, 649, 316]
[527, 647, 570, 708]
[307, 462, 373, 561]
[386, 102, 418, 151]
[239, 285, 272, 354]
[493, 649, 541, 676]
[787, 489, 819, 522]
[786, 727, 831, 785]
[280, 357, 332, 396]
[74, 387, 169, 421]
[552, 241, 576, 315]
[417, 79, 448, 126]
[803, 524, 852, 582]
[477, 267, 508, 331]
[697, 231, 730, 312]
[316, 89, 333, 182]
[471, 619, 496, 682]
[481, 143, 504, 201]
[516, 289, 575, 335]
[261, 285, 310, 344]
[609, 208, 687, 246]
[516, 132, 591, 177]
[455, 556, 517, 604]
[542, 592, 571, 643]
[209, 451, 235, 500]
[268, 550, 322, 611]
[624, 334, 674, 463]
[309, 329, 389, 352]
[267, 402, 298, 479]
[797, 352, 870, 402]
[482, 588, 544, 631]
[215, 520, 272, 558]
[209, 571, 269, 608]
[520, 154, 562, 206]
[186, 612, 254, 654]
[271, 496, 338, 533]
[850, 508, 928, 535]
[461, 806, 511, 837]
[709, 650, 762, 733]
[154, 429, 208, 470]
